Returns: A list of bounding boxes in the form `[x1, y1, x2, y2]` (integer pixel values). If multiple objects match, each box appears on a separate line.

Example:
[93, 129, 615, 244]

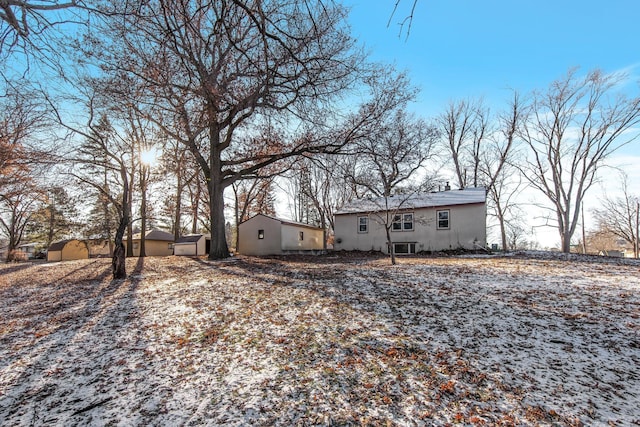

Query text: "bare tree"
[283, 154, 355, 248]
[480, 92, 525, 251]
[0, 0, 89, 80]
[0, 84, 48, 190]
[158, 141, 199, 240]
[0, 181, 44, 261]
[0, 84, 51, 260]
[388, 0, 419, 39]
[26, 186, 78, 247]
[65, 111, 132, 278]
[346, 101, 440, 264]
[348, 106, 439, 198]
[438, 98, 490, 189]
[83, 0, 406, 259]
[519, 68, 640, 253]
[591, 173, 639, 258]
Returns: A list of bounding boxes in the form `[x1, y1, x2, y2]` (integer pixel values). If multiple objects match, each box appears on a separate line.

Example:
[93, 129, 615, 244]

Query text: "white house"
[174, 234, 207, 256]
[333, 187, 487, 255]
[238, 214, 325, 256]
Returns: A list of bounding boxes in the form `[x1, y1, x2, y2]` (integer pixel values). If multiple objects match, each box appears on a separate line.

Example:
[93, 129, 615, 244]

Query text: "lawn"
[0, 252, 638, 426]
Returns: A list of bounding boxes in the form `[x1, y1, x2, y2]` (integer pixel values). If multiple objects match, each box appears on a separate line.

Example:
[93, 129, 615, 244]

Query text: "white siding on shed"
[238, 214, 324, 256]
[174, 234, 207, 256]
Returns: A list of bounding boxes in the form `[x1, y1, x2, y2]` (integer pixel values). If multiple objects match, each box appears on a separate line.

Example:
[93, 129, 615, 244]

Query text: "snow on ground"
[0, 253, 638, 426]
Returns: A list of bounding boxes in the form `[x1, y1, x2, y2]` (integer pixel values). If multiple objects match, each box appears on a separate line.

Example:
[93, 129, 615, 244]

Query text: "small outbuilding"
[130, 229, 175, 257]
[174, 234, 207, 256]
[238, 214, 325, 256]
[47, 239, 89, 262]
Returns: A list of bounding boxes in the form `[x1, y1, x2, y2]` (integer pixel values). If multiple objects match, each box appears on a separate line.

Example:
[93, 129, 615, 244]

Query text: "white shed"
[238, 214, 325, 256]
[174, 234, 207, 256]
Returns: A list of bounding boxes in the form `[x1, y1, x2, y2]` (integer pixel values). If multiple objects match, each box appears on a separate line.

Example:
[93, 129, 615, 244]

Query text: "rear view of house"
[47, 239, 89, 262]
[333, 187, 486, 254]
[238, 214, 324, 256]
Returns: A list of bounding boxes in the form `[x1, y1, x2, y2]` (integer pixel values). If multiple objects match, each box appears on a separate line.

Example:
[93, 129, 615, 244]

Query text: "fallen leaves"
[0, 253, 639, 426]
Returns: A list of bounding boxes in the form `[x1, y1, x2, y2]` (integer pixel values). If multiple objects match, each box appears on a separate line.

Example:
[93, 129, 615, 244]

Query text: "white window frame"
[358, 216, 368, 233]
[392, 212, 414, 232]
[437, 209, 450, 230]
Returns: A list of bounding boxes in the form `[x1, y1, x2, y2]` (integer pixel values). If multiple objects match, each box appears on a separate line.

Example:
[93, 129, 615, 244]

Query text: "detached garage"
[174, 234, 207, 256]
[47, 239, 89, 262]
[238, 214, 324, 256]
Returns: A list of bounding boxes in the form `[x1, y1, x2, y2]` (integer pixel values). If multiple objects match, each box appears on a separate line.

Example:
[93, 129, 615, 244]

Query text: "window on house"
[168, 243, 174, 250]
[437, 210, 450, 229]
[258, 229, 264, 239]
[299, 231, 304, 241]
[133, 242, 139, 249]
[358, 216, 368, 233]
[392, 213, 414, 231]
[393, 242, 416, 254]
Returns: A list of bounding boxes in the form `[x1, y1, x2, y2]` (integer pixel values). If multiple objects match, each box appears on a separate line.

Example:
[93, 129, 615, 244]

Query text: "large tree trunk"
[191, 176, 201, 235]
[208, 144, 230, 260]
[173, 172, 183, 240]
[112, 217, 127, 279]
[140, 191, 147, 257]
[208, 181, 230, 259]
[497, 207, 508, 251]
[635, 201, 639, 259]
[385, 226, 396, 265]
[560, 228, 572, 253]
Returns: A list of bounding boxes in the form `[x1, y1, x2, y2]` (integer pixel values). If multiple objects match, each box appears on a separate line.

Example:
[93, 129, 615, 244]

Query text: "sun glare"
[140, 147, 159, 166]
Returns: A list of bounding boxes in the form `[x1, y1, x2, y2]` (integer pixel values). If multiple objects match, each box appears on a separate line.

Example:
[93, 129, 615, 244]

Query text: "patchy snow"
[0, 253, 639, 426]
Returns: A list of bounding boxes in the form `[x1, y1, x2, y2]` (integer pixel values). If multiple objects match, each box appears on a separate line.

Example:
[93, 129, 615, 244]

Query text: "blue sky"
[343, 1, 640, 247]
[345, 0, 640, 118]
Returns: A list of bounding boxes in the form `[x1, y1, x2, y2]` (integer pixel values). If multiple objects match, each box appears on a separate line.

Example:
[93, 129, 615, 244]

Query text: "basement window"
[393, 242, 416, 254]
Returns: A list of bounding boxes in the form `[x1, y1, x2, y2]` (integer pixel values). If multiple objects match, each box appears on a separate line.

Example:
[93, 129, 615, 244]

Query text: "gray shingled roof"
[242, 214, 323, 230]
[175, 234, 203, 244]
[335, 187, 486, 215]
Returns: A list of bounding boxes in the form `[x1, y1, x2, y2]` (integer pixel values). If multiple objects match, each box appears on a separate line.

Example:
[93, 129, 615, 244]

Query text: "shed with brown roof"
[47, 239, 89, 262]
